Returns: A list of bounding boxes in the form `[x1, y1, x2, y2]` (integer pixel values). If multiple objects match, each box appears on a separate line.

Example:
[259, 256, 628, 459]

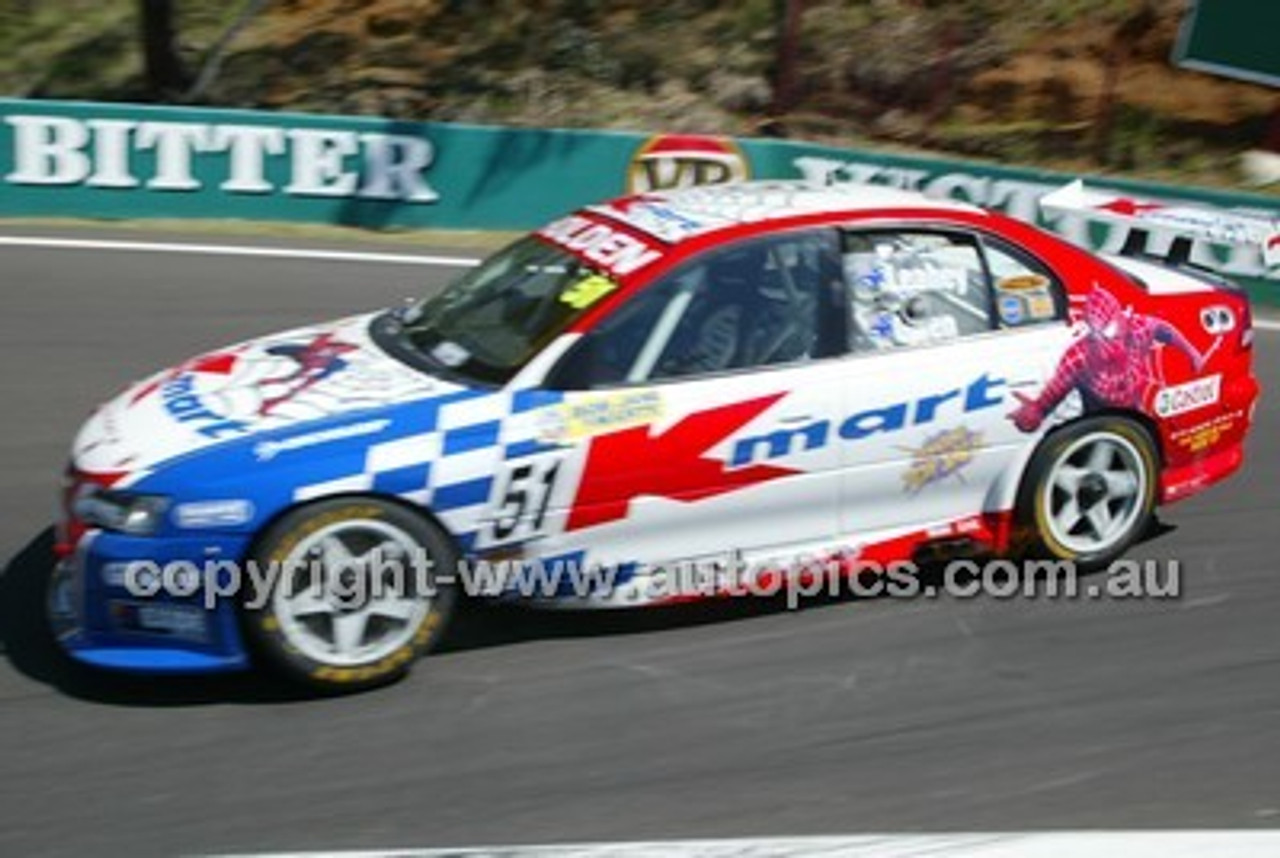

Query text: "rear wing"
[1040, 179, 1280, 269]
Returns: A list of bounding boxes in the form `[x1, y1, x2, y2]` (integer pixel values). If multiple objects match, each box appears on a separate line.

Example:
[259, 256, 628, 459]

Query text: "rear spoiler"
[1040, 179, 1280, 269]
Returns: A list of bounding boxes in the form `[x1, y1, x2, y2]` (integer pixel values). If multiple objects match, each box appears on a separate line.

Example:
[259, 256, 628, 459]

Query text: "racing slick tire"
[1016, 415, 1158, 570]
[241, 497, 457, 691]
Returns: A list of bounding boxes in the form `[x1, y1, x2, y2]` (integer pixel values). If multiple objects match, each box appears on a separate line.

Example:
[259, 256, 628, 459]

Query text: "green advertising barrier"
[2, 97, 1277, 303]
[0, 98, 650, 229]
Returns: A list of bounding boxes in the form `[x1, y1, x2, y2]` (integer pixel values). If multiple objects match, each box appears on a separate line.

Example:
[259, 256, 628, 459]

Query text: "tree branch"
[182, 0, 269, 103]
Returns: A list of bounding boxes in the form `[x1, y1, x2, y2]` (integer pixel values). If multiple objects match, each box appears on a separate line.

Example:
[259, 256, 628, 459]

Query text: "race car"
[50, 179, 1262, 689]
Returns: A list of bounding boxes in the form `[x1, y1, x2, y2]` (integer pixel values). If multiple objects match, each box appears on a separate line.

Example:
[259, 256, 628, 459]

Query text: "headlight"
[73, 489, 170, 536]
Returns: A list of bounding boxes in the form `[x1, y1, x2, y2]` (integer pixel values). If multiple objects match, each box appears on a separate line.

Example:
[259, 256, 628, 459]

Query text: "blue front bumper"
[51, 530, 253, 674]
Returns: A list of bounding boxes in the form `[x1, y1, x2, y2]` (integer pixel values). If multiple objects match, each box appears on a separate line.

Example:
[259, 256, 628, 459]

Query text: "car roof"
[588, 179, 984, 244]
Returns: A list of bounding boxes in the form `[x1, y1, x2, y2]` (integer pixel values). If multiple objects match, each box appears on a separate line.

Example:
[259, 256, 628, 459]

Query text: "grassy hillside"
[1, 0, 1277, 191]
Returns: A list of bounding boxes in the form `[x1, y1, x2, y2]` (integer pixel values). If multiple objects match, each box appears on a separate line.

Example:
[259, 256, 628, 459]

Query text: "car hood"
[72, 312, 457, 479]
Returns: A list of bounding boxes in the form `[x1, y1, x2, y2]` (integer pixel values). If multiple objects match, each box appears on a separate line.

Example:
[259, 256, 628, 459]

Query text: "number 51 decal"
[485, 456, 564, 545]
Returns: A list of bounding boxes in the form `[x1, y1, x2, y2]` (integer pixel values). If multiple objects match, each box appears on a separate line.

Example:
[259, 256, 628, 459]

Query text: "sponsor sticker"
[539, 215, 663, 275]
[1170, 409, 1240, 453]
[539, 390, 665, 443]
[593, 199, 715, 243]
[900, 426, 983, 494]
[559, 273, 618, 310]
[110, 601, 209, 642]
[997, 273, 1050, 291]
[431, 340, 471, 367]
[1027, 292, 1056, 320]
[626, 134, 749, 195]
[172, 499, 255, 529]
[1154, 374, 1221, 418]
[870, 254, 968, 295]
[996, 274, 1055, 323]
[998, 294, 1024, 325]
[161, 373, 249, 439]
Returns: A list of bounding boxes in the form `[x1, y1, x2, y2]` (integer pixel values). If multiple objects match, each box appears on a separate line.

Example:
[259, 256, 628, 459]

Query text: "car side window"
[547, 231, 842, 389]
[843, 229, 993, 353]
[982, 238, 1066, 329]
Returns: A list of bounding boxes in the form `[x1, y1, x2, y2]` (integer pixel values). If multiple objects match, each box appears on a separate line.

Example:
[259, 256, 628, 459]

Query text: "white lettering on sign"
[357, 133, 438, 201]
[137, 121, 210, 190]
[539, 215, 663, 275]
[4, 114, 440, 203]
[6, 115, 90, 184]
[284, 128, 359, 197]
[213, 125, 285, 194]
[86, 119, 139, 188]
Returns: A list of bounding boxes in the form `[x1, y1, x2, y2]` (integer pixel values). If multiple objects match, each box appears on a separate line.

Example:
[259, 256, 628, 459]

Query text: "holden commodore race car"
[51, 179, 1263, 689]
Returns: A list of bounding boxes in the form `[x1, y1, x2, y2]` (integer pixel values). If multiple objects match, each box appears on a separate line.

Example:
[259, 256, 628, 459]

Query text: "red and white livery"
[54, 179, 1261, 689]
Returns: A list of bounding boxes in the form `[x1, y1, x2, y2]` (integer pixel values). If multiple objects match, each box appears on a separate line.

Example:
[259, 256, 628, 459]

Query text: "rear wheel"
[1018, 416, 1158, 568]
[242, 498, 456, 691]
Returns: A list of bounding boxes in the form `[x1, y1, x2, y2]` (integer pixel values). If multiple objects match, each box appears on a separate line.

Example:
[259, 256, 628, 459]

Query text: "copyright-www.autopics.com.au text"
[114, 550, 1184, 611]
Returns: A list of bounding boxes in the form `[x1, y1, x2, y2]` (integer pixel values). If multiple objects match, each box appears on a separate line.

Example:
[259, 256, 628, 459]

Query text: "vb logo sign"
[626, 134, 749, 194]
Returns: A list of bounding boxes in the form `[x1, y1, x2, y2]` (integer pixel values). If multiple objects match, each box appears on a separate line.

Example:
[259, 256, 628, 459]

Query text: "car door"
[485, 229, 850, 586]
[835, 226, 1074, 544]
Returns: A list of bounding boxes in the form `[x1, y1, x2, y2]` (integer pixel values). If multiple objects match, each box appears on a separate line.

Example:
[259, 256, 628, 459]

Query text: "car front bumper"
[50, 529, 252, 674]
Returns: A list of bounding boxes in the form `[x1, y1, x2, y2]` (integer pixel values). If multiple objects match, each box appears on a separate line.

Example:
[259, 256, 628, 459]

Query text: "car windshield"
[397, 237, 618, 385]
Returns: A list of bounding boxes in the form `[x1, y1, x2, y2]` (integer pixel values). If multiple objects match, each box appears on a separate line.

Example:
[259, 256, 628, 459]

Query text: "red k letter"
[566, 394, 797, 532]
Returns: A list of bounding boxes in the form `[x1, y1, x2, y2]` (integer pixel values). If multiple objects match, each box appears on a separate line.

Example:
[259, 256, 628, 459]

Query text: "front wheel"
[241, 498, 457, 691]
[1018, 416, 1158, 569]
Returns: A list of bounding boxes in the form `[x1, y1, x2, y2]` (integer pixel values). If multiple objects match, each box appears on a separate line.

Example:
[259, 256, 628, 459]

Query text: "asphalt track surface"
[1, 225, 1278, 857]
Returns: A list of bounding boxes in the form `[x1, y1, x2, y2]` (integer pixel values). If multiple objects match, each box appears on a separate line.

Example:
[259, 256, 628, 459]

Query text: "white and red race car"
[53, 180, 1262, 688]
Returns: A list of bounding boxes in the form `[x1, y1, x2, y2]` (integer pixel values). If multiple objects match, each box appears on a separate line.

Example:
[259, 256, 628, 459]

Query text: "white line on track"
[1253, 317, 1280, 331]
[0, 235, 481, 268]
[218, 831, 1280, 857]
